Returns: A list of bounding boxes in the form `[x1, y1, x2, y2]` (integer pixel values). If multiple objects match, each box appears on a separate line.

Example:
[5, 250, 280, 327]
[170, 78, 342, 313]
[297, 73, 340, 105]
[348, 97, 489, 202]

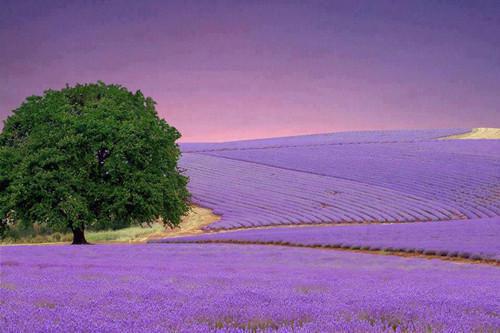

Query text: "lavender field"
[180, 153, 464, 230]
[155, 217, 500, 262]
[1, 244, 499, 332]
[4, 1, 500, 331]
[2, 129, 500, 332]
[180, 129, 500, 229]
[180, 128, 469, 152]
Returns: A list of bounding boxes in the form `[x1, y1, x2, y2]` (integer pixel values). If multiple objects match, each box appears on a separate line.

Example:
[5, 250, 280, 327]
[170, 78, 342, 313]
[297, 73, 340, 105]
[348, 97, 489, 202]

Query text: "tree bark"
[71, 226, 89, 245]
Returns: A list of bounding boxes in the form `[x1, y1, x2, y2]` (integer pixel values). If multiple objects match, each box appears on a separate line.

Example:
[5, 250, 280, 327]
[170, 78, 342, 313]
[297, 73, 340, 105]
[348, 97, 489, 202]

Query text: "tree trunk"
[71, 226, 89, 245]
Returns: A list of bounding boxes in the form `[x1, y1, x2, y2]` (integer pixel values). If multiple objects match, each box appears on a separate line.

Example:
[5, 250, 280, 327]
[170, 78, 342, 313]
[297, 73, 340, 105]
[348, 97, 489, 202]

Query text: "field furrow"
[201, 140, 500, 220]
[181, 128, 469, 152]
[180, 153, 466, 229]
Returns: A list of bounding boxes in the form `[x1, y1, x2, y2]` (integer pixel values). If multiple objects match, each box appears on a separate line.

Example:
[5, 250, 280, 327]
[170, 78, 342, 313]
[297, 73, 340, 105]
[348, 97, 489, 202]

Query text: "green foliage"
[0, 82, 190, 242]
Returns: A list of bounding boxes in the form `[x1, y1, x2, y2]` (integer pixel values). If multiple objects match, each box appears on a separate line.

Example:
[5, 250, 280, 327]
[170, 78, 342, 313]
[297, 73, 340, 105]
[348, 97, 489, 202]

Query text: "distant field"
[443, 127, 500, 140]
[179, 128, 500, 230]
[181, 128, 469, 152]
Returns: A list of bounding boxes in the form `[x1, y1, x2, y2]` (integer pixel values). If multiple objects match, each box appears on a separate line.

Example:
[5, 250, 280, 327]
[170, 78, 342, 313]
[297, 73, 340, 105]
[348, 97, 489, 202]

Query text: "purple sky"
[1, 1, 499, 142]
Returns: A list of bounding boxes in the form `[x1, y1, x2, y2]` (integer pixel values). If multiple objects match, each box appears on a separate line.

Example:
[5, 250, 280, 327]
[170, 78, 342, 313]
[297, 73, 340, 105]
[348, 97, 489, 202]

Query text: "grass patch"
[85, 224, 164, 243]
[1, 223, 165, 245]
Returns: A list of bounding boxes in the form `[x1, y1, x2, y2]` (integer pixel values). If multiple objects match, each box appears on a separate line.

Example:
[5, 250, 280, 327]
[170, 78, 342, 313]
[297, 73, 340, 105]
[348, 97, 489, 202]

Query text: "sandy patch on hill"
[442, 128, 500, 140]
[143, 206, 220, 242]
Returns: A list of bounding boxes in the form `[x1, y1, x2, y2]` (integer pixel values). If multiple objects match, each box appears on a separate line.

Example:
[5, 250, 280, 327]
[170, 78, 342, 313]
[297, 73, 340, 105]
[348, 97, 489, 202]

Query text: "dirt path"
[142, 205, 220, 242]
[442, 127, 500, 139]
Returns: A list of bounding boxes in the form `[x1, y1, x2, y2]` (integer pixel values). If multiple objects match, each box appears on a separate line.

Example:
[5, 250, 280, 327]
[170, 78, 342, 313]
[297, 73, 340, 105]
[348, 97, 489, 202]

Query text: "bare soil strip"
[442, 127, 500, 140]
[154, 239, 499, 266]
[142, 205, 220, 242]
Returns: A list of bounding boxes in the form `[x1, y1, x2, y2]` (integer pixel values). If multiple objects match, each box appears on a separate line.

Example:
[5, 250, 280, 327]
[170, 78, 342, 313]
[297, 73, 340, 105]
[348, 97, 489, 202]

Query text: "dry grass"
[442, 128, 500, 140]
[0, 205, 220, 245]
[144, 206, 220, 241]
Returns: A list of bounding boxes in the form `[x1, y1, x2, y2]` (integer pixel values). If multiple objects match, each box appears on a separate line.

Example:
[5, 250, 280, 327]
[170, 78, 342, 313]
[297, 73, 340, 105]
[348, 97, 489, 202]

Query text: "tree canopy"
[0, 82, 190, 244]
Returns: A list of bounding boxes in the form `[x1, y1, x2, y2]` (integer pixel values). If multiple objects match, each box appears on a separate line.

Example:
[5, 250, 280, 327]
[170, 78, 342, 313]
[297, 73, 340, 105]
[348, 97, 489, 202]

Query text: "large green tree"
[0, 82, 190, 244]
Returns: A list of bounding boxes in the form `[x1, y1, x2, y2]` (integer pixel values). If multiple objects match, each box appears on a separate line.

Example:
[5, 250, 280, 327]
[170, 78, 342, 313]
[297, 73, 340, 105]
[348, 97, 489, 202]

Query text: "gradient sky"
[1, 0, 499, 142]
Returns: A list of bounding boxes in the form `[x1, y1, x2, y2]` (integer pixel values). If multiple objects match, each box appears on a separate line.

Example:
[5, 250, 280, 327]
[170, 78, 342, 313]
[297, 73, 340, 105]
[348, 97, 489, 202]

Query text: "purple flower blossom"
[178, 133, 500, 229]
[1, 244, 499, 332]
[156, 217, 500, 262]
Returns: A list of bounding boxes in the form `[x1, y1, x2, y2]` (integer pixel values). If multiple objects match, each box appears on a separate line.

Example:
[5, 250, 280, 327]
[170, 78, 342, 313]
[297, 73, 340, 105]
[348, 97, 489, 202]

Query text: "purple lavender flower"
[1, 243, 499, 332]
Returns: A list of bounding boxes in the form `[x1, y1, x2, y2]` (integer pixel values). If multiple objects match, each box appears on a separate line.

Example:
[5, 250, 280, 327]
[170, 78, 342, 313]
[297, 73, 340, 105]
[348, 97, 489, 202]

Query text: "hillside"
[178, 128, 500, 230]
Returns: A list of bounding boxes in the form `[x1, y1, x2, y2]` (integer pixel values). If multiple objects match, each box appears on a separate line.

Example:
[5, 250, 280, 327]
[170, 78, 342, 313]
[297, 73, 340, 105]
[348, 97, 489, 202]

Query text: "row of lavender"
[181, 153, 465, 230]
[188, 140, 500, 224]
[179, 141, 499, 229]
[202, 140, 500, 220]
[180, 128, 469, 152]
[153, 217, 500, 262]
[1, 244, 499, 332]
